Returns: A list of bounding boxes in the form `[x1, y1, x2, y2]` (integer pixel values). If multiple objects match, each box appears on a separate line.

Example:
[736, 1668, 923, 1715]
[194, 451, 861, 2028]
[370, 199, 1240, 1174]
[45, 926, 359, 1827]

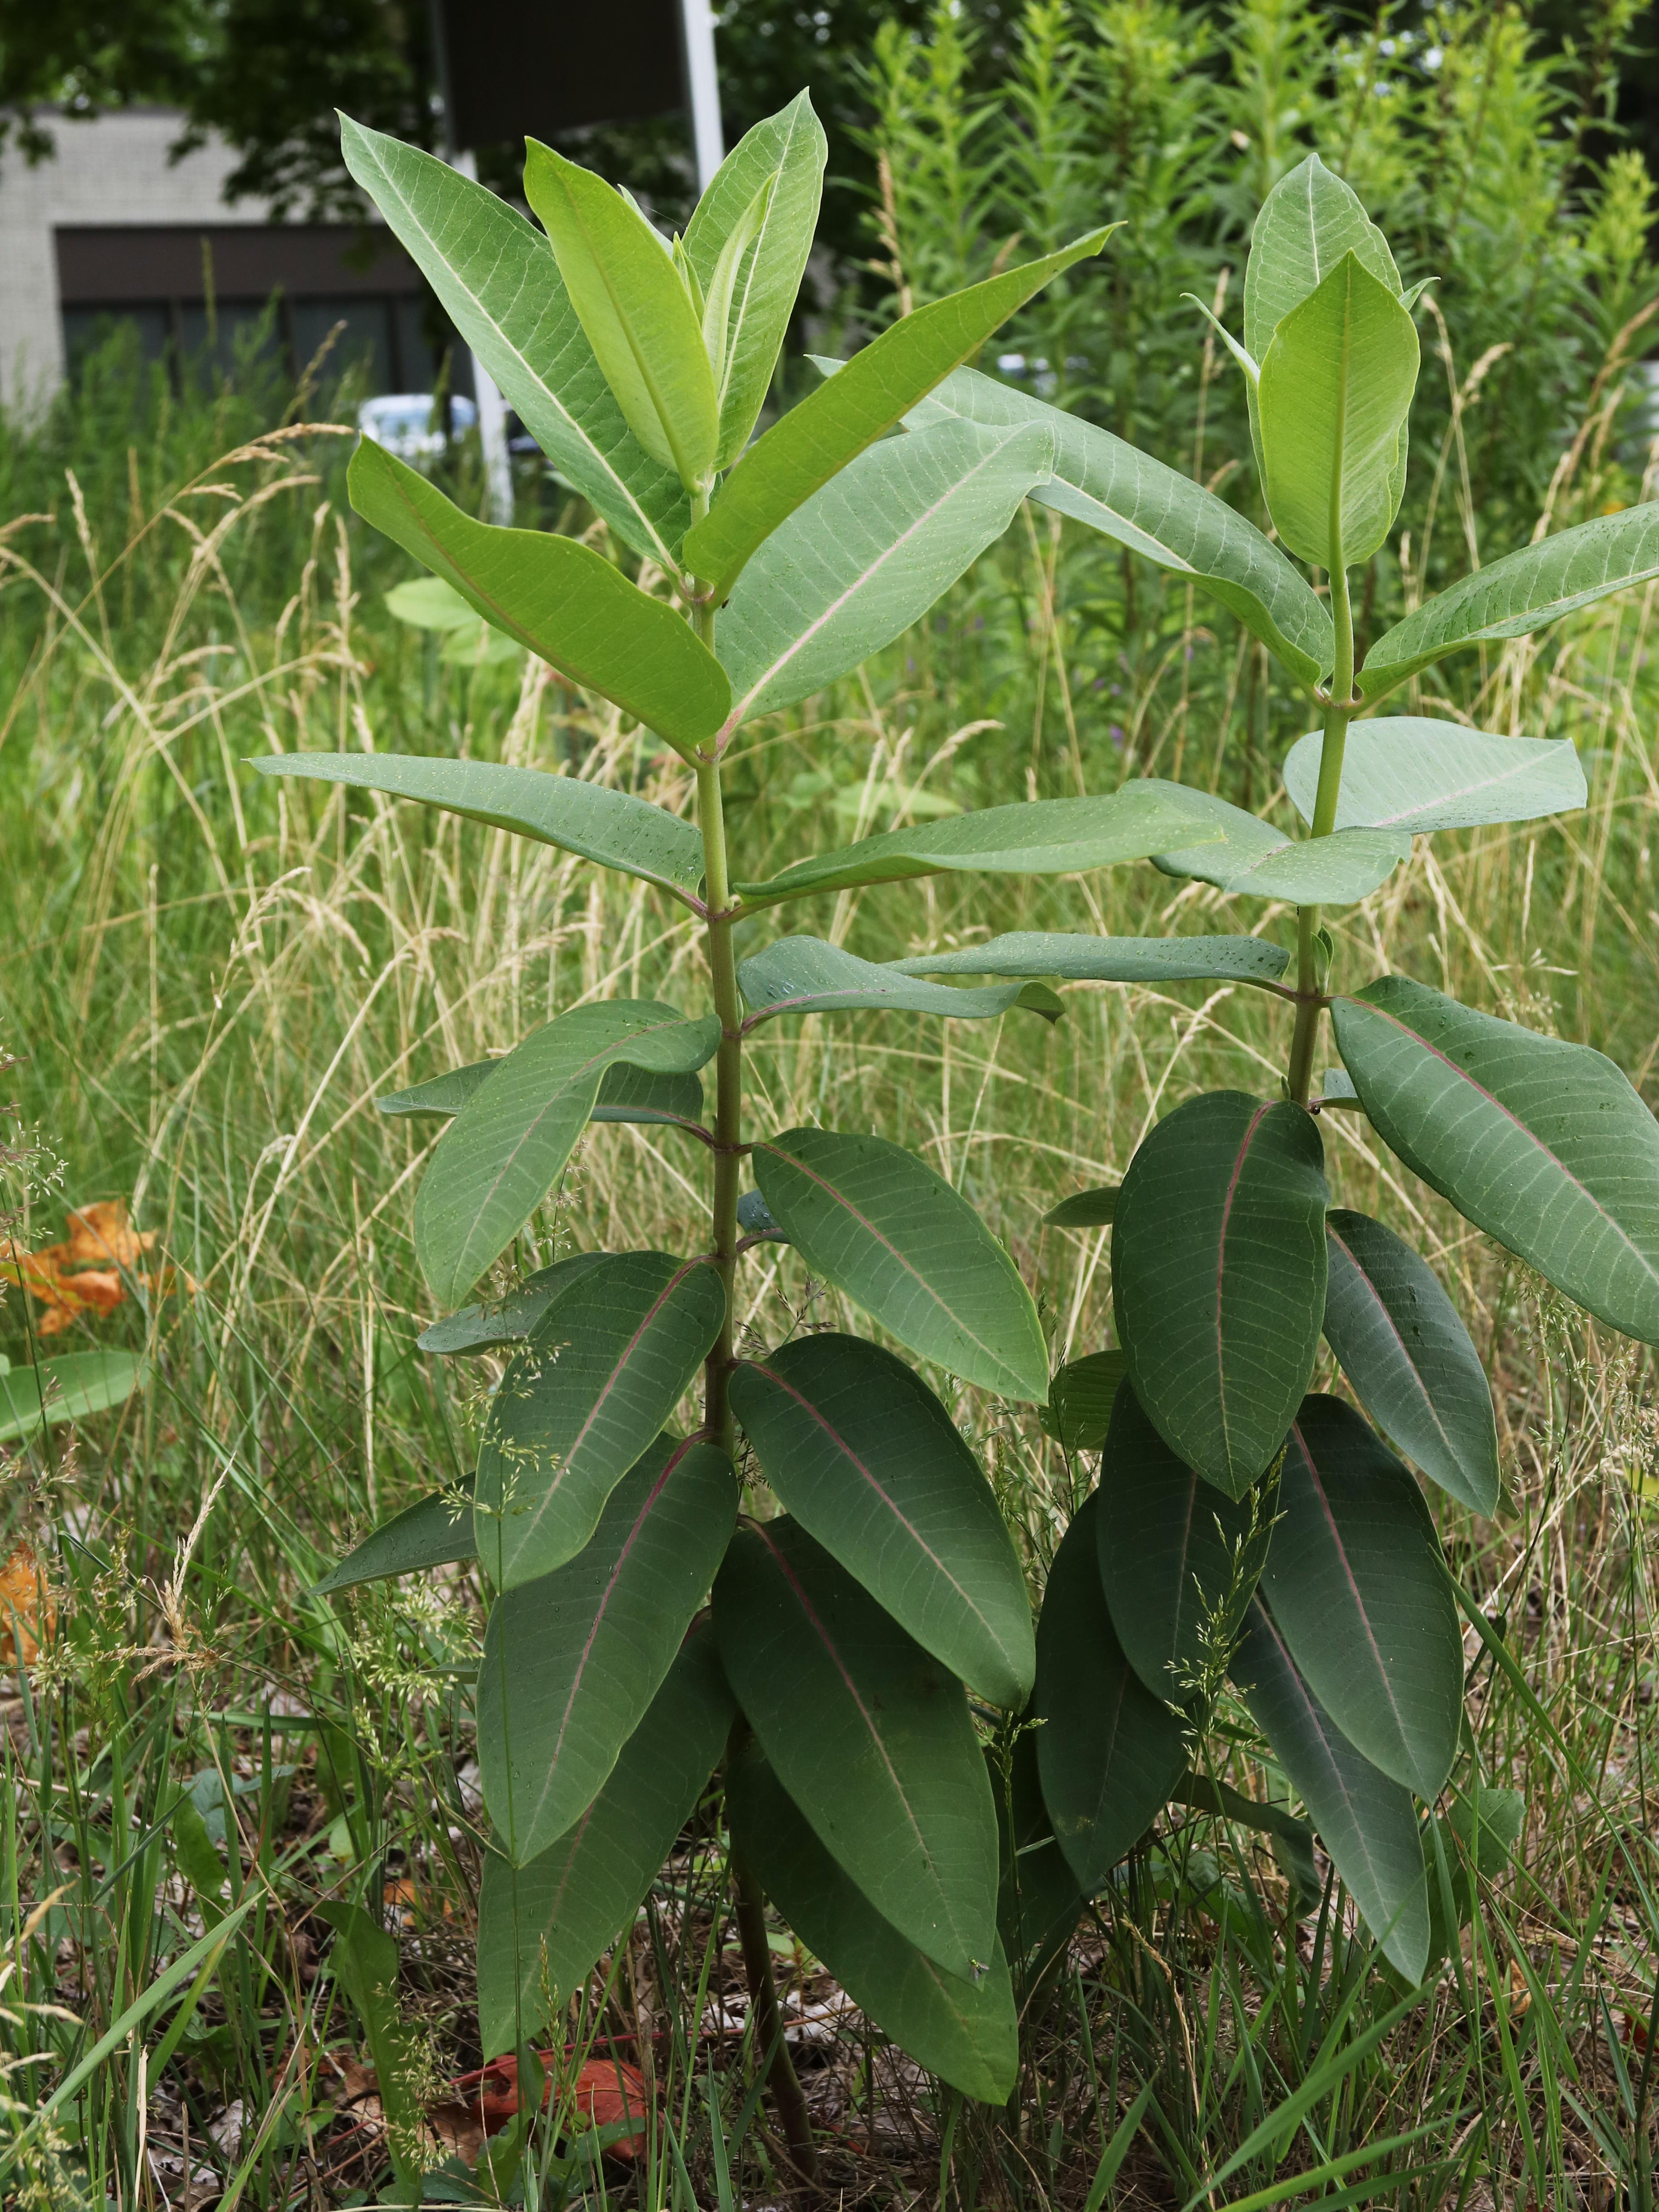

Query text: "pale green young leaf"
[1149, 784, 1408, 904]
[1033, 1493, 1188, 1892]
[252, 754, 705, 901]
[895, 930, 1290, 986]
[1112, 1091, 1329, 1497]
[753, 1126, 1050, 1401]
[0, 1350, 144, 1443]
[1232, 1598, 1429, 1981]
[717, 416, 1054, 724]
[1332, 975, 1659, 1343]
[738, 936, 1026, 1025]
[904, 362, 1332, 685]
[384, 576, 475, 631]
[474, 1253, 728, 1586]
[1244, 152, 1402, 363]
[524, 140, 719, 489]
[1284, 720, 1587, 834]
[735, 786, 1222, 905]
[476, 1623, 732, 2057]
[730, 1332, 1035, 1708]
[728, 1738, 1017, 2103]
[477, 1437, 737, 1863]
[699, 171, 776, 401]
[414, 1001, 719, 1307]
[714, 1517, 1000, 1977]
[683, 226, 1111, 596]
[1323, 1209, 1500, 1516]
[347, 440, 729, 754]
[312, 1483, 476, 1595]
[1358, 500, 1659, 701]
[339, 116, 688, 565]
[683, 91, 828, 468]
[1261, 1396, 1463, 1801]
[1258, 252, 1419, 570]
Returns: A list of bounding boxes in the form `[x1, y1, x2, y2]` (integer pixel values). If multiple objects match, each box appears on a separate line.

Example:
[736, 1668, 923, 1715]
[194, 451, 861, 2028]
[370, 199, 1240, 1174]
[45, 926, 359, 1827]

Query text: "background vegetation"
[5, 1, 1659, 2204]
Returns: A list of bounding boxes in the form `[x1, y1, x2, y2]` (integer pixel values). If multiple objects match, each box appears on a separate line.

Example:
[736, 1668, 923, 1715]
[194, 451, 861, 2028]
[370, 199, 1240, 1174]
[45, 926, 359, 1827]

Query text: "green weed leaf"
[1284, 719, 1586, 834]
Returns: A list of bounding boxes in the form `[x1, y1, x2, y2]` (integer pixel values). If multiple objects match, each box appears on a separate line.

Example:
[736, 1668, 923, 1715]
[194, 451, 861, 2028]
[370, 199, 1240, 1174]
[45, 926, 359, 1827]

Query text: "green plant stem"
[1286, 560, 1355, 1107]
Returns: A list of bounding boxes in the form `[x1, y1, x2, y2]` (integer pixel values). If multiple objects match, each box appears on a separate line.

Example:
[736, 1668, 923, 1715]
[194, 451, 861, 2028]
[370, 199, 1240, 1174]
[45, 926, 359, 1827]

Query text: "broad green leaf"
[684, 228, 1110, 597]
[347, 440, 729, 753]
[253, 755, 704, 901]
[896, 930, 1290, 987]
[730, 1332, 1035, 1707]
[1043, 1187, 1117, 1228]
[414, 1002, 719, 1307]
[1149, 784, 1408, 903]
[385, 576, 476, 631]
[312, 1482, 475, 1595]
[718, 416, 1053, 724]
[1261, 1396, 1462, 1800]
[991, 1728, 1082, 1982]
[381, 1059, 702, 1132]
[1232, 1597, 1428, 1980]
[477, 1436, 737, 1863]
[1113, 1091, 1329, 1497]
[1244, 153, 1402, 364]
[1332, 975, 1659, 1343]
[754, 1126, 1049, 1401]
[476, 1622, 732, 2056]
[1033, 1493, 1189, 1892]
[1257, 253, 1419, 570]
[474, 1252, 727, 1585]
[0, 1350, 144, 1443]
[735, 786, 1222, 906]
[1323, 1209, 1500, 1516]
[1041, 1350, 1127, 1451]
[1424, 1782, 1525, 1972]
[377, 1059, 498, 1119]
[1096, 1380, 1274, 1703]
[523, 141, 718, 489]
[728, 1737, 1017, 2101]
[1358, 500, 1659, 702]
[1284, 720, 1587, 835]
[906, 362, 1332, 685]
[715, 1517, 999, 1975]
[417, 1253, 609, 1357]
[316, 1903, 426, 2201]
[683, 92, 827, 466]
[339, 117, 688, 566]
[738, 936, 1025, 1025]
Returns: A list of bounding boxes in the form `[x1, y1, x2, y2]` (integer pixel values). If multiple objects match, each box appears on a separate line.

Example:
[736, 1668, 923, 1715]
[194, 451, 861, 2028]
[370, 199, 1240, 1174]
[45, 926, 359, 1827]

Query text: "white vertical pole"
[451, 149, 514, 524]
[680, 0, 725, 193]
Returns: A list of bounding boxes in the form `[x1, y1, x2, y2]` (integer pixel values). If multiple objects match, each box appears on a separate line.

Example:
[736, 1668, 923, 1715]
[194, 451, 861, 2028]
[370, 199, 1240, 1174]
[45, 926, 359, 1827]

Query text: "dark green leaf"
[1096, 1381, 1274, 1703]
[476, 1622, 732, 2056]
[1232, 1599, 1428, 1980]
[1043, 1187, 1118, 1228]
[895, 931, 1290, 986]
[339, 117, 689, 565]
[377, 1059, 498, 1119]
[754, 1126, 1049, 1401]
[730, 1333, 1034, 1708]
[347, 439, 729, 752]
[418, 1254, 609, 1356]
[317, 1902, 426, 2198]
[991, 1727, 1082, 1982]
[414, 1001, 719, 1307]
[1284, 720, 1586, 835]
[1359, 501, 1659, 702]
[713, 1517, 999, 1977]
[738, 937, 1025, 1025]
[1112, 1091, 1329, 1497]
[1424, 1783, 1525, 1971]
[1033, 1494, 1189, 1892]
[312, 1482, 476, 1595]
[590, 1061, 706, 1129]
[1323, 1209, 1499, 1515]
[728, 1737, 1016, 2102]
[718, 417, 1053, 724]
[905, 364, 1331, 685]
[736, 1188, 785, 1243]
[475, 1252, 727, 1586]
[736, 787, 1222, 906]
[1149, 785, 1408, 904]
[252, 755, 704, 901]
[0, 1351, 144, 1443]
[1332, 975, 1659, 1343]
[1262, 1397, 1462, 1800]
[477, 1437, 736, 1863]
[1041, 1351, 1127, 1451]
[684, 229, 1110, 597]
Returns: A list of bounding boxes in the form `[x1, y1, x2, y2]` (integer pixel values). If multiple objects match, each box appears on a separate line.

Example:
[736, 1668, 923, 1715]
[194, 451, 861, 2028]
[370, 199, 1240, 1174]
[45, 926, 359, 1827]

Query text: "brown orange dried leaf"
[0, 1540, 55, 1667]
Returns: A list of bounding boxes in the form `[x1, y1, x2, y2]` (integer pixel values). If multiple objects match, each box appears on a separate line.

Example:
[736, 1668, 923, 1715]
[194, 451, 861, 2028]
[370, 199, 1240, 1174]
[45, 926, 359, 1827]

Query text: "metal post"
[680, 0, 724, 193]
[451, 150, 515, 524]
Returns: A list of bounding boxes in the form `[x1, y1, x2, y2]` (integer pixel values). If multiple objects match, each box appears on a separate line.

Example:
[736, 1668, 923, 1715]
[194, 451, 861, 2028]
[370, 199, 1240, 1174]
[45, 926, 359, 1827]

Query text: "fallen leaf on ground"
[3, 1200, 188, 1335]
[443, 2049, 651, 2161]
[0, 1540, 54, 1665]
